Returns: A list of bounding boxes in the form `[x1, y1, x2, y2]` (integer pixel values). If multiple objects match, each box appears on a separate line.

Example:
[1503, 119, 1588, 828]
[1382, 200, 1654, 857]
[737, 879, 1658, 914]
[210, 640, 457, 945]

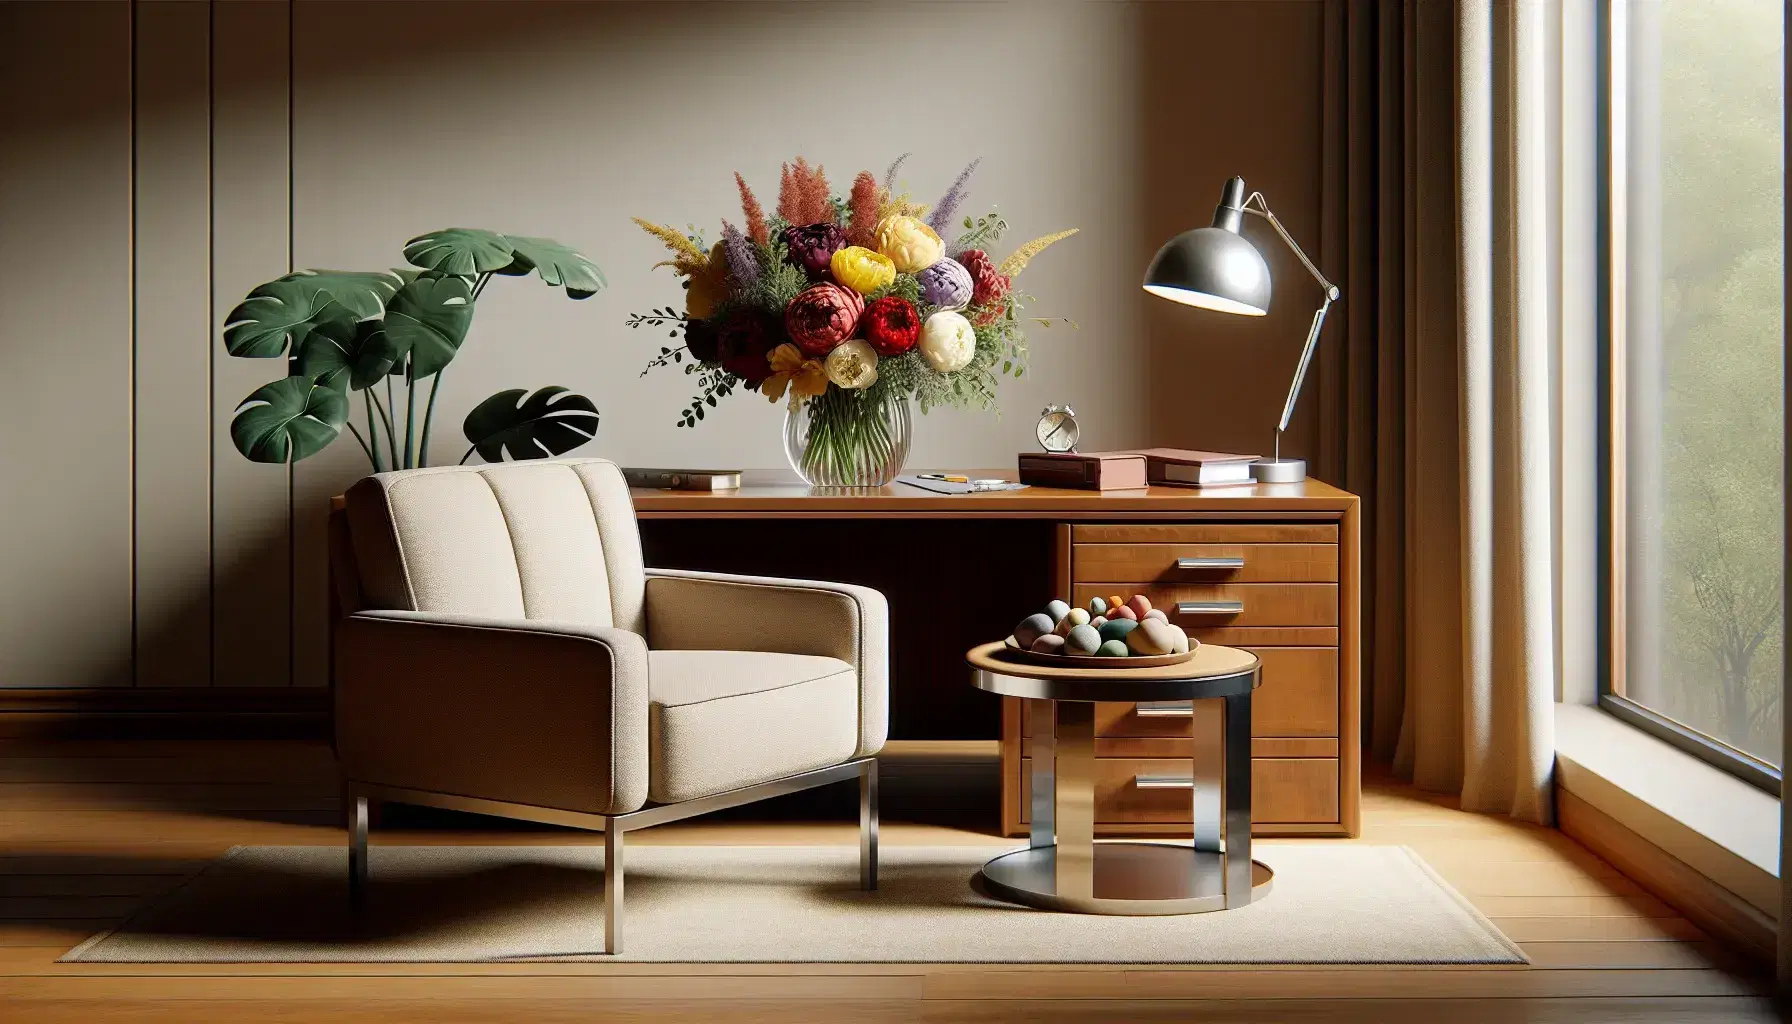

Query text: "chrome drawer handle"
[1135, 701, 1194, 717]
[1175, 600, 1245, 615]
[1135, 774, 1196, 790]
[1176, 556, 1245, 570]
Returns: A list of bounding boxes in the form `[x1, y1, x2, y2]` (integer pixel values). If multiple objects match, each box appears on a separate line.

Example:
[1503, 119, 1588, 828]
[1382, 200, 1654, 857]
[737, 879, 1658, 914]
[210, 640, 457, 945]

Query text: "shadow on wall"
[1135, 0, 1329, 460]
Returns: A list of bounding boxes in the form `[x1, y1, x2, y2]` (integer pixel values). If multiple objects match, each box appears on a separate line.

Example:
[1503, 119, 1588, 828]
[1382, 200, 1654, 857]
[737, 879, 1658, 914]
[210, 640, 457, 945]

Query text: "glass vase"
[782, 387, 912, 488]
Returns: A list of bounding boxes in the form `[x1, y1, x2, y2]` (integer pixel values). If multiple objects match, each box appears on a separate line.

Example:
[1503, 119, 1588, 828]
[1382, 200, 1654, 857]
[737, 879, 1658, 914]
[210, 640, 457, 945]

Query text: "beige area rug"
[64, 844, 1525, 965]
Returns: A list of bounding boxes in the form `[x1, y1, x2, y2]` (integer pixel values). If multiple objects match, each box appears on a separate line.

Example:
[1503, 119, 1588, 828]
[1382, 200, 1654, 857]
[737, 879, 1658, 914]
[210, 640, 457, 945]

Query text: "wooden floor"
[0, 738, 1776, 1022]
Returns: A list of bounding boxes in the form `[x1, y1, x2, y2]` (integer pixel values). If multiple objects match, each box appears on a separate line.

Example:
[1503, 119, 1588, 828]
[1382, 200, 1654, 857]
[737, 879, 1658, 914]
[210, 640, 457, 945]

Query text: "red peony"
[717, 309, 779, 383]
[861, 296, 922, 356]
[785, 282, 865, 357]
[955, 248, 1011, 307]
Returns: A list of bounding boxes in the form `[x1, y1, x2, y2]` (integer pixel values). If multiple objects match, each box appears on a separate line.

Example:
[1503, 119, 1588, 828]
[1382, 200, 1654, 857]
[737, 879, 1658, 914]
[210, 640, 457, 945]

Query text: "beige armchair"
[328, 458, 887, 953]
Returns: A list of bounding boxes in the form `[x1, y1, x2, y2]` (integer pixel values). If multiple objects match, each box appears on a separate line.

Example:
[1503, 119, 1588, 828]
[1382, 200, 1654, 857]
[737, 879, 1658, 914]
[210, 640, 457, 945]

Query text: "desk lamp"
[1142, 175, 1340, 483]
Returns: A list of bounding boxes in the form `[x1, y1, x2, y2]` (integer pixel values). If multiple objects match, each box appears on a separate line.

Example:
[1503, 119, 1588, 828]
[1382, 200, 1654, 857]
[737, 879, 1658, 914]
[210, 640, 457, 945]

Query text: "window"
[1602, 0, 1784, 790]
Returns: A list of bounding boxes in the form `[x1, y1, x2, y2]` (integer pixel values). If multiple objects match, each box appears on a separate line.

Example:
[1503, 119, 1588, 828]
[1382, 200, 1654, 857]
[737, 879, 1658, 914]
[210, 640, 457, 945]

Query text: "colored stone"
[1013, 613, 1054, 649]
[1099, 618, 1138, 644]
[1097, 639, 1130, 657]
[1029, 633, 1067, 654]
[1064, 623, 1102, 655]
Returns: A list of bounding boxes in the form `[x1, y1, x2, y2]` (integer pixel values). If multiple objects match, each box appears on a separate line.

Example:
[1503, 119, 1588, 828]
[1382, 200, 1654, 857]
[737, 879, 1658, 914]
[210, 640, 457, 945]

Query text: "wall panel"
[0, 2, 136, 688]
[211, 0, 292, 688]
[134, 0, 213, 687]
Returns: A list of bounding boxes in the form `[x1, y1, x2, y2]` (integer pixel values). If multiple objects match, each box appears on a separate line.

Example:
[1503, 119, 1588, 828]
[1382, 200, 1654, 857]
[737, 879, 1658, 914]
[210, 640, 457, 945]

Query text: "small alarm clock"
[1036, 404, 1081, 453]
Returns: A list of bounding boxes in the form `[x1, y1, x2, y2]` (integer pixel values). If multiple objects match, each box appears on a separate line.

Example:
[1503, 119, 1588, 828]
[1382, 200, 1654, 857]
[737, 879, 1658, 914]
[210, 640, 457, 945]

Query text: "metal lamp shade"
[1141, 226, 1272, 316]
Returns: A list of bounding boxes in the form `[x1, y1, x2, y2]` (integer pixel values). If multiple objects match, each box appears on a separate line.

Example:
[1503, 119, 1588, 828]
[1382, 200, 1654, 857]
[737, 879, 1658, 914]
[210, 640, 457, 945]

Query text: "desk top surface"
[631, 471, 1356, 517]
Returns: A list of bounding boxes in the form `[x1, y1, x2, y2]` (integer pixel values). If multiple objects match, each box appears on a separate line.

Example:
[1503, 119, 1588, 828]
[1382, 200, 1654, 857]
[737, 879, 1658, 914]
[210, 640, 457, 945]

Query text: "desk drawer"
[1071, 583, 1337, 628]
[1019, 757, 1340, 824]
[1074, 543, 1338, 584]
[1017, 648, 1338, 739]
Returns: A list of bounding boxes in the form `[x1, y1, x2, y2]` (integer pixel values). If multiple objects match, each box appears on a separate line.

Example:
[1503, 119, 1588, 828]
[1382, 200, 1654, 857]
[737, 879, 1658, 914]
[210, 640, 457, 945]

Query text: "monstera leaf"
[231, 376, 349, 464]
[462, 387, 599, 462]
[402, 228, 516, 277]
[498, 236, 606, 298]
[383, 274, 472, 378]
[223, 276, 350, 357]
[290, 270, 405, 319]
[295, 317, 404, 391]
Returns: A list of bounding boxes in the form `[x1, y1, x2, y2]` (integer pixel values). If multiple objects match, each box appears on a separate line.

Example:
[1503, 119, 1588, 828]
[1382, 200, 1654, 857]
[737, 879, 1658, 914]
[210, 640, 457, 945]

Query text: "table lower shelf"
[977, 842, 1274, 915]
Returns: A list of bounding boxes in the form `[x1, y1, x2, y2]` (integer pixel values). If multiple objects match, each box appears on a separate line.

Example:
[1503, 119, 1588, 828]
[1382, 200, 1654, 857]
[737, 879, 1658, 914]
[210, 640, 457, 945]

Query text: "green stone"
[1097, 639, 1130, 657]
[1098, 618, 1138, 644]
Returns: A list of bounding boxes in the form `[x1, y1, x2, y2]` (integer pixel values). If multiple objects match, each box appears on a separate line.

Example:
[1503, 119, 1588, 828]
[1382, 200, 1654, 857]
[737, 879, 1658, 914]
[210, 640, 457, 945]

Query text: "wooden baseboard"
[1557, 785, 1776, 966]
[0, 687, 329, 739]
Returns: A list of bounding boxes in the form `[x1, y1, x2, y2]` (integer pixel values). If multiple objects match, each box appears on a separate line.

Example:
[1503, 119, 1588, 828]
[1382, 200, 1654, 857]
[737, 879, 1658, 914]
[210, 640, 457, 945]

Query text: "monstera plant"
[224, 228, 604, 470]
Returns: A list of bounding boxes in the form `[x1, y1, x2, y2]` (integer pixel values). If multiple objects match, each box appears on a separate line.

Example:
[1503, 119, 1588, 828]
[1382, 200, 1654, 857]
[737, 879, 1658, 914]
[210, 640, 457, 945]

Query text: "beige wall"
[0, 0, 1329, 691]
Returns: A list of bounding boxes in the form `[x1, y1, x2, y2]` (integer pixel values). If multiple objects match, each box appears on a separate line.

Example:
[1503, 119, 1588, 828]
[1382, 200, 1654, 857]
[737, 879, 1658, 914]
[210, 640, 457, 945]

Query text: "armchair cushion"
[647, 650, 858, 803]
[643, 569, 889, 759]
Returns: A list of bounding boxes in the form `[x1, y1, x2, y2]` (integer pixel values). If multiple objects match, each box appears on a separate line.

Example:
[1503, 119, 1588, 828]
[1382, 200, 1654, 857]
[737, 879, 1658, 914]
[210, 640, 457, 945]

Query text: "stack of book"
[1016, 448, 1259, 491]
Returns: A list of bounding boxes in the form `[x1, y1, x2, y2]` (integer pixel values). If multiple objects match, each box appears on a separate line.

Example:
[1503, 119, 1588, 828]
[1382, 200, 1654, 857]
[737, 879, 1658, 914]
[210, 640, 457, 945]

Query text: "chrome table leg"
[1190, 699, 1222, 855]
[1029, 695, 1055, 850]
[1222, 686, 1255, 907]
[860, 758, 879, 891]
[1053, 700, 1096, 901]
[604, 824, 624, 954]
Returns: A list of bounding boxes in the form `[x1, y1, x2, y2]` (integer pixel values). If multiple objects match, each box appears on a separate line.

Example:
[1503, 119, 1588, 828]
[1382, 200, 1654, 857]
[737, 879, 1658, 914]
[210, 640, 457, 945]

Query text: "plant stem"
[472, 271, 493, 300]
[344, 422, 375, 467]
[418, 370, 442, 468]
[370, 388, 398, 466]
[363, 391, 385, 472]
[459, 445, 478, 465]
[383, 375, 399, 460]
[404, 362, 417, 470]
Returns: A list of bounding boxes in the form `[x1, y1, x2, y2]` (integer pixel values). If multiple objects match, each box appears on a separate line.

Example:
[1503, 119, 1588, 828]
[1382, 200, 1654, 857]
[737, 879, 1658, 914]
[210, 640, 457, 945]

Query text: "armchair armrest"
[334, 610, 649, 816]
[643, 569, 888, 758]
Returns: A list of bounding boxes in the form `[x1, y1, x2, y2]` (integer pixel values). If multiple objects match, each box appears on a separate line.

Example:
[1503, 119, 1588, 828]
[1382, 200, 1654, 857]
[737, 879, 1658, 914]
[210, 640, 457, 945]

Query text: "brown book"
[1016, 451, 1149, 490]
[1122, 447, 1259, 488]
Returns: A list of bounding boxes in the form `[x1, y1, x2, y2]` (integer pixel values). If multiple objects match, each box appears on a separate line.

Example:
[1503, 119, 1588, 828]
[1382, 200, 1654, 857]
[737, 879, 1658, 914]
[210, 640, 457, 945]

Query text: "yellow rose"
[830, 246, 896, 295]
[685, 242, 729, 319]
[874, 215, 945, 274]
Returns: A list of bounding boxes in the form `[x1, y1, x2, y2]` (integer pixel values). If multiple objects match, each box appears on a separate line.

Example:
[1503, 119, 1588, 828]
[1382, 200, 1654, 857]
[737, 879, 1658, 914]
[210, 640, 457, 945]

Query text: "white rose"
[918, 310, 976, 373]
[824, 339, 880, 389]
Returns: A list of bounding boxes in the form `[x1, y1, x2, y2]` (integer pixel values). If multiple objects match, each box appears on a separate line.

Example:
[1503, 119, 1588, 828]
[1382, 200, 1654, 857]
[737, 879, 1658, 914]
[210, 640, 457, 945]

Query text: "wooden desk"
[632, 473, 1360, 838]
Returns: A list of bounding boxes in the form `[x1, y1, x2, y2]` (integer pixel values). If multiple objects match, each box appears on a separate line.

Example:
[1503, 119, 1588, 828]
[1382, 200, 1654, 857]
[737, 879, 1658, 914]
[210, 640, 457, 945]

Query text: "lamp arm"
[1241, 191, 1342, 437]
[1242, 192, 1340, 297]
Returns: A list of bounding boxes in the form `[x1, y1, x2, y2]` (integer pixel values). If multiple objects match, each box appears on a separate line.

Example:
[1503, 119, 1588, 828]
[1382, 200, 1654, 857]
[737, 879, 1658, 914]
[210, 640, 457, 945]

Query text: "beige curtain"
[1322, 0, 1564, 823]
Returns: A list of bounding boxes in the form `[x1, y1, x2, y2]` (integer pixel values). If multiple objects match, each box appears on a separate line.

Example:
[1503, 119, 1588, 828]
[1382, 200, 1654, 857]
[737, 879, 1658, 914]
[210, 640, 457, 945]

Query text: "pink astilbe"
[844, 171, 883, 246]
[735, 172, 768, 244]
[721, 220, 759, 291]
[777, 158, 834, 226]
[927, 158, 981, 238]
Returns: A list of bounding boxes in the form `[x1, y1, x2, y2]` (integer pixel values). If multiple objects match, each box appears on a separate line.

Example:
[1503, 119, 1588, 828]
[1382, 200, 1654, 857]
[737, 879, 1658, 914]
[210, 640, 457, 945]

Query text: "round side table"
[967, 641, 1273, 915]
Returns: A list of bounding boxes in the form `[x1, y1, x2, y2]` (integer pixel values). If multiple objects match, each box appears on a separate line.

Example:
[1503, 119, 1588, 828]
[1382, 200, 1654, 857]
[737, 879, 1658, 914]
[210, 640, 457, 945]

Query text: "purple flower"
[927, 158, 981, 238]
[916, 257, 974, 310]
[721, 220, 759, 290]
[883, 152, 910, 192]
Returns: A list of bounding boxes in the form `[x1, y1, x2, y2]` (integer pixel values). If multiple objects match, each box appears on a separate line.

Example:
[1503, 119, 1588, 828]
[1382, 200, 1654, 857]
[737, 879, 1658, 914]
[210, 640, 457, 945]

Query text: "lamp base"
[1250, 457, 1307, 484]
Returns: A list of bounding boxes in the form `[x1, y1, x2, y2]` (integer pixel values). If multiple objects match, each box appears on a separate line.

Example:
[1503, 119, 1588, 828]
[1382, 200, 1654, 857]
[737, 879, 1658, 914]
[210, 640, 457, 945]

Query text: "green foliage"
[461, 387, 600, 463]
[383, 274, 473, 379]
[749, 238, 809, 310]
[230, 376, 349, 464]
[951, 210, 1008, 254]
[224, 229, 604, 469]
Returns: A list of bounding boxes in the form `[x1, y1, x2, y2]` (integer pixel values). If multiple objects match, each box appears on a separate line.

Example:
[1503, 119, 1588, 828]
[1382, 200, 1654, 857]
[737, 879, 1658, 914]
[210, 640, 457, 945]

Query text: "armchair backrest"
[337, 459, 647, 632]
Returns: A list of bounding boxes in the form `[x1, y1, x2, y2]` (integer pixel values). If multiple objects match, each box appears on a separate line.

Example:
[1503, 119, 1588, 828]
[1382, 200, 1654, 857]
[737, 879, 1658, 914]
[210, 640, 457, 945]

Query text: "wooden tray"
[999, 637, 1200, 670]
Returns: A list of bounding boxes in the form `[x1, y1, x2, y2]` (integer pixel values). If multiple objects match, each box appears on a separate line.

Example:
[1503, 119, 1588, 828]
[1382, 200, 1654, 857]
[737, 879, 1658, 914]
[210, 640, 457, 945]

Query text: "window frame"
[1595, 0, 1784, 795]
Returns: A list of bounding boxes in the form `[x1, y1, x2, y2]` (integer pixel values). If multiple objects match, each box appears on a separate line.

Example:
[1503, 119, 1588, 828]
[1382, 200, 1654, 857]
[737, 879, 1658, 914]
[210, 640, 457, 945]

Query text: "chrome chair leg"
[348, 794, 368, 904]
[604, 823, 624, 954]
[860, 758, 879, 890]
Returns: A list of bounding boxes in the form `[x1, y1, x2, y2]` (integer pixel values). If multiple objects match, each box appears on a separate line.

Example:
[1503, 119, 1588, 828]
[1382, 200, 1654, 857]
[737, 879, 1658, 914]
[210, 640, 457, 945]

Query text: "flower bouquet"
[631, 155, 1076, 486]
